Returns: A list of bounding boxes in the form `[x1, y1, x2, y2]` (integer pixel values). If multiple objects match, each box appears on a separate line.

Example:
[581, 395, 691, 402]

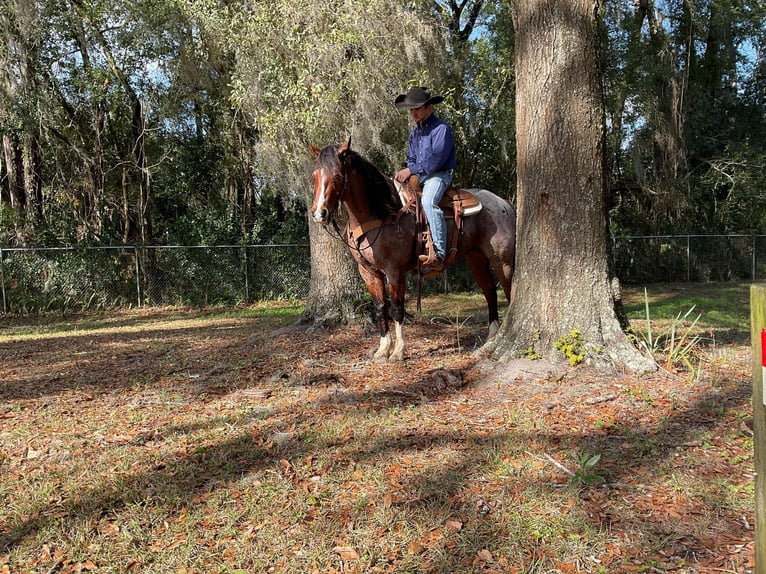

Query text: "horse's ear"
[338, 137, 351, 156]
[309, 143, 320, 159]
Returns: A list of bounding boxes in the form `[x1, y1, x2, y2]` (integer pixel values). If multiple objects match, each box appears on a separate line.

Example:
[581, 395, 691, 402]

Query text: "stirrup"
[419, 250, 440, 265]
[420, 228, 444, 263]
[420, 256, 445, 277]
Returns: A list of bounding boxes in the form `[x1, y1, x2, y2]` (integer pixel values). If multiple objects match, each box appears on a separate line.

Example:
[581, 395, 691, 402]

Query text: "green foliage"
[520, 347, 543, 360]
[639, 288, 703, 378]
[447, 0, 517, 197]
[247, 199, 308, 245]
[182, 0, 448, 202]
[554, 329, 586, 366]
[520, 329, 542, 360]
[602, 0, 766, 236]
[1, 249, 137, 313]
[1, 0, 765, 252]
[571, 453, 605, 486]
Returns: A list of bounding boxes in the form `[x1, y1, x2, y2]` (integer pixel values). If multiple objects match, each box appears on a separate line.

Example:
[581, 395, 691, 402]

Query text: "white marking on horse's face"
[313, 184, 327, 222]
[311, 168, 333, 224]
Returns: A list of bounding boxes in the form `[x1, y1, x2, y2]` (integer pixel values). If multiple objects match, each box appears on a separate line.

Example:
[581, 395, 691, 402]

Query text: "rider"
[394, 86, 456, 270]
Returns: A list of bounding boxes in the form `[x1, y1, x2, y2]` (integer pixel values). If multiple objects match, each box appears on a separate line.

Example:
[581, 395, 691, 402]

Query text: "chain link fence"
[612, 234, 766, 283]
[0, 245, 310, 313]
[2, 235, 765, 314]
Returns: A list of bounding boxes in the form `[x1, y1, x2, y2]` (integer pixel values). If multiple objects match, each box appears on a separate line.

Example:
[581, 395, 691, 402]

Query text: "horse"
[309, 138, 515, 361]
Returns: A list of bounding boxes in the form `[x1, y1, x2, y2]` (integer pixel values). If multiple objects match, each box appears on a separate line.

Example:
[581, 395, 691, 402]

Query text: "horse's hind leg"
[492, 258, 514, 304]
[464, 250, 501, 338]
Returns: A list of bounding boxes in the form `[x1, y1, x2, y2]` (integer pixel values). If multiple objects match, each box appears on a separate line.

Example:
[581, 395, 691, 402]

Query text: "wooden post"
[751, 285, 766, 571]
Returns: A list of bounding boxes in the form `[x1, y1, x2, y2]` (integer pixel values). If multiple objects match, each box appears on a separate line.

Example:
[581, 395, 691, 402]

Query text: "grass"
[0, 300, 304, 338]
[421, 281, 750, 336]
[621, 281, 749, 330]
[0, 283, 754, 573]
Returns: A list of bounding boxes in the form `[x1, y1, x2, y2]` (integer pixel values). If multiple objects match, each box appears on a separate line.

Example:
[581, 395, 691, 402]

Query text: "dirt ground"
[0, 303, 755, 573]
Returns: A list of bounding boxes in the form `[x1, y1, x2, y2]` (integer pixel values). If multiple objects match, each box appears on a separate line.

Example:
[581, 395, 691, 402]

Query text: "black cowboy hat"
[394, 86, 445, 109]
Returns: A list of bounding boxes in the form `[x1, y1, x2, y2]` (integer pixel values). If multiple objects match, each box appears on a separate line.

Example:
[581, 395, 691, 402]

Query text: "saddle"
[395, 176, 483, 276]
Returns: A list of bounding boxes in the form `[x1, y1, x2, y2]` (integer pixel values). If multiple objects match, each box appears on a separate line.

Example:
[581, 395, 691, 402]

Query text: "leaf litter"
[0, 297, 754, 573]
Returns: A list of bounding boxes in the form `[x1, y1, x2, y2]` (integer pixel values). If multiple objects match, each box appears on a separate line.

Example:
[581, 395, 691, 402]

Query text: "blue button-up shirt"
[406, 114, 456, 179]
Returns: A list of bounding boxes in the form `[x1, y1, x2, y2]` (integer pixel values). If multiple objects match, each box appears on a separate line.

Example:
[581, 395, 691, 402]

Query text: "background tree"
[180, 0, 448, 325]
[0, 0, 764, 304]
[603, 0, 766, 235]
[486, 0, 655, 372]
[0, 0, 44, 242]
[417, 0, 517, 197]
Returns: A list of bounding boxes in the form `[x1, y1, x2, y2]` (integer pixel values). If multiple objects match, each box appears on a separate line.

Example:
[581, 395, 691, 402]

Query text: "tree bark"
[485, 0, 655, 373]
[0, 0, 40, 241]
[23, 131, 42, 221]
[301, 208, 367, 328]
[2, 134, 23, 209]
[2, 133, 26, 243]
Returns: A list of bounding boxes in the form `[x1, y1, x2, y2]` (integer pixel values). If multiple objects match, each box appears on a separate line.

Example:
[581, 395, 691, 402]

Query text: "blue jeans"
[421, 171, 452, 260]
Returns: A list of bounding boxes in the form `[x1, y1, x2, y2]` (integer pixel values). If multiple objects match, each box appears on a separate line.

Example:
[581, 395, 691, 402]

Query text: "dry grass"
[0, 285, 755, 573]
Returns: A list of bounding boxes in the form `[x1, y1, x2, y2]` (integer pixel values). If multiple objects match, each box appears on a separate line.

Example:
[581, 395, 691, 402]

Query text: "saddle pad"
[440, 188, 483, 215]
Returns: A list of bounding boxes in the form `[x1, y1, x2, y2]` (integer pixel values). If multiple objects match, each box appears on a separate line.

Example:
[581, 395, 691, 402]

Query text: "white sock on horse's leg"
[373, 333, 393, 359]
[390, 321, 406, 361]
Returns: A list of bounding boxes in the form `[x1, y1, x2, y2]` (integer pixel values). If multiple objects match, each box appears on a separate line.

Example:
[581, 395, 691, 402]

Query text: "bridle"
[315, 154, 394, 260]
[313, 157, 348, 241]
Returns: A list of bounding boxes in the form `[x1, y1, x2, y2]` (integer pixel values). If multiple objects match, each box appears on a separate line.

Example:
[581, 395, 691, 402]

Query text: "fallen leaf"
[477, 548, 493, 561]
[333, 546, 360, 560]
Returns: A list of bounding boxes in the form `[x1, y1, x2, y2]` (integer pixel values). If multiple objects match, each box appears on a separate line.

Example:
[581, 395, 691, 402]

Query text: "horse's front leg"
[359, 265, 393, 360]
[386, 271, 407, 362]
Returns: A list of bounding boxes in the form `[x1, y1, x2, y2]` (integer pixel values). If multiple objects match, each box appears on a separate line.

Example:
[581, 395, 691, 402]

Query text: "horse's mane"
[317, 144, 401, 220]
[347, 150, 402, 219]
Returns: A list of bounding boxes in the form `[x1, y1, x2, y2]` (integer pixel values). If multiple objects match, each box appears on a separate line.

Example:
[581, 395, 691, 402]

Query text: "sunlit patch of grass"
[621, 282, 749, 331]
[0, 303, 303, 342]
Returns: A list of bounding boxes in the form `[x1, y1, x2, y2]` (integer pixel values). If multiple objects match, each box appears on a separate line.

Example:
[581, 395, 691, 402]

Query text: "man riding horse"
[393, 87, 456, 273]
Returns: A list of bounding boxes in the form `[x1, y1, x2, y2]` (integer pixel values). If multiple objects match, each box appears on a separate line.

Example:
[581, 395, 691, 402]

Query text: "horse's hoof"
[389, 351, 405, 362]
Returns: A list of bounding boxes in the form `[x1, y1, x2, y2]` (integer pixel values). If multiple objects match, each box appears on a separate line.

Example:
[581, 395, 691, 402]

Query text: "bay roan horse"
[310, 138, 516, 361]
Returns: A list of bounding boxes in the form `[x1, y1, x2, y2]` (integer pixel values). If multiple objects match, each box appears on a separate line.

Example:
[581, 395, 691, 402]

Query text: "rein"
[323, 156, 395, 270]
[344, 157, 404, 250]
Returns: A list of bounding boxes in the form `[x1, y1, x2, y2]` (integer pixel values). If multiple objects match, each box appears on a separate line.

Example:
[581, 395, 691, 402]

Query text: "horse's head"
[309, 139, 351, 225]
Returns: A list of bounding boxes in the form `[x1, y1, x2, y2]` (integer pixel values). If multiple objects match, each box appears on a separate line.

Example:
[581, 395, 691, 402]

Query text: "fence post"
[243, 246, 250, 303]
[134, 246, 142, 308]
[0, 247, 6, 314]
[751, 285, 766, 571]
[686, 235, 690, 282]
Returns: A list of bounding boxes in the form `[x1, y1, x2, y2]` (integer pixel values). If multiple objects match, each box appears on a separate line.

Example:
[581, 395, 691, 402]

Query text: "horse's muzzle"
[312, 208, 330, 224]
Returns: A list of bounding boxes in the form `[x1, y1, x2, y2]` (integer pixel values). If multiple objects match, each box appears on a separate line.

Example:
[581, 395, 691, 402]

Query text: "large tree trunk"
[486, 0, 654, 373]
[301, 209, 367, 328]
[2, 133, 26, 243]
[2, 134, 23, 209]
[23, 131, 42, 221]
